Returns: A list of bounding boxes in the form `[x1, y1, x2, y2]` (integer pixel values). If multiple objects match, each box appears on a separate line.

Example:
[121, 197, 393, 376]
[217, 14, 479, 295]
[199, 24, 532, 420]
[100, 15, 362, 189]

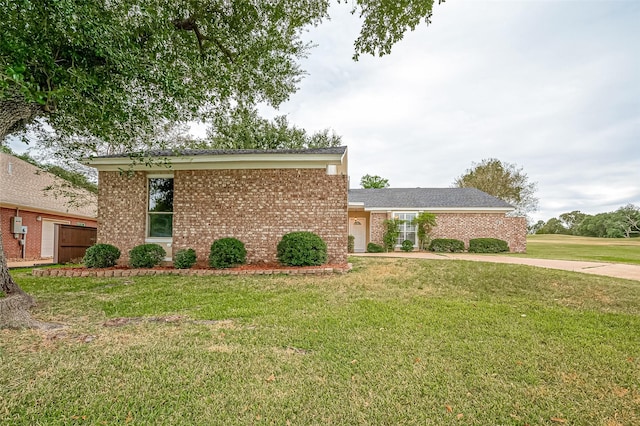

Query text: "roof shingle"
[348, 188, 514, 210]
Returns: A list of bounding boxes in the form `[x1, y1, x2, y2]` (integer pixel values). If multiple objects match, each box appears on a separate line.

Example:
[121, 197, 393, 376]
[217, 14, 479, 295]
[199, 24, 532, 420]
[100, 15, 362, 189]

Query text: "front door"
[349, 217, 367, 253]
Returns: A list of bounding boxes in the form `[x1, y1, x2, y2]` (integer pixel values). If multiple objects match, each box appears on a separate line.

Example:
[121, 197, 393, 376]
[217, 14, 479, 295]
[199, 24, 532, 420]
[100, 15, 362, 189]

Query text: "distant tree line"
[530, 205, 640, 238]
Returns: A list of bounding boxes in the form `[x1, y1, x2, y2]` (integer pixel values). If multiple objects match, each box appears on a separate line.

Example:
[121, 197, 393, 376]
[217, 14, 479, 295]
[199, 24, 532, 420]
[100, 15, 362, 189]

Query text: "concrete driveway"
[353, 252, 640, 282]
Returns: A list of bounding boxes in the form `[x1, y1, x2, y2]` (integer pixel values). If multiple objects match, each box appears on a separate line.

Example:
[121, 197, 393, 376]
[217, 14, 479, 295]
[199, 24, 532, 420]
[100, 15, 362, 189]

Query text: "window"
[148, 177, 173, 237]
[394, 212, 417, 246]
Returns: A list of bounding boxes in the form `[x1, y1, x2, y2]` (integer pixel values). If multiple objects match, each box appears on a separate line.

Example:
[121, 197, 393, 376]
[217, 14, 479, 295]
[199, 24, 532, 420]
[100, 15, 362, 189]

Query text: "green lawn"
[2, 258, 639, 425]
[520, 234, 640, 265]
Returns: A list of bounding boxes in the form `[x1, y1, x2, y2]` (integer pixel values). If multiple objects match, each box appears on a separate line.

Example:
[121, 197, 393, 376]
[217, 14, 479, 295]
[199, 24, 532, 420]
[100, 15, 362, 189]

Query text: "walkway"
[353, 252, 640, 282]
[7, 259, 54, 269]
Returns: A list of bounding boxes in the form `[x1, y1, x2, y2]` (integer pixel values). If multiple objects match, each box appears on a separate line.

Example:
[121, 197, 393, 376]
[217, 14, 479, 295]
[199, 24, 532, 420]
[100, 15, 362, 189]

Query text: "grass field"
[2, 257, 639, 425]
[521, 234, 640, 265]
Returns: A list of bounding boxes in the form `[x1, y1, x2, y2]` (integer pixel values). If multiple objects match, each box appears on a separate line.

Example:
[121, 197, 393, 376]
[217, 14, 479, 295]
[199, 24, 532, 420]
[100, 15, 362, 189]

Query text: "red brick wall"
[432, 213, 527, 252]
[1, 207, 97, 260]
[97, 168, 349, 265]
[369, 212, 388, 247]
[96, 171, 147, 262]
[368, 211, 527, 253]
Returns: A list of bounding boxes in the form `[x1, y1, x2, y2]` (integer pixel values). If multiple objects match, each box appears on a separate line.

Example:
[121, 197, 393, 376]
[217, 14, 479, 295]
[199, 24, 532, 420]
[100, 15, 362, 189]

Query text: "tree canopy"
[360, 174, 390, 189]
[1, 0, 442, 151]
[535, 205, 640, 238]
[204, 107, 341, 150]
[453, 158, 538, 217]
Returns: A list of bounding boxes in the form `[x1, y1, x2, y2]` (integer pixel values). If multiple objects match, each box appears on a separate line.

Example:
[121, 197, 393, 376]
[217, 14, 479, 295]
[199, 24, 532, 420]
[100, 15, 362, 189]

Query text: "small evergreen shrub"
[428, 238, 465, 253]
[209, 238, 247, 269]
[401, 239, 414, 252]
[366, 242, 384, 253]
[83, 243, 121, 268]
[348, 235, 355, 253]
[173, 248, 197, 269]
[129, 243, 166, 268]
[468, 238, 509, 253]
[277, 232, 327, 266]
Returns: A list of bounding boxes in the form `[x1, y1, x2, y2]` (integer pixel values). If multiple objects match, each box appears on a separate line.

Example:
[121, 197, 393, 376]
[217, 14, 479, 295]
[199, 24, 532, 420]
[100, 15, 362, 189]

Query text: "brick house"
[0, 152, 98, 260]
[348, 188, 527, 252]
[85, 147, 349, 265]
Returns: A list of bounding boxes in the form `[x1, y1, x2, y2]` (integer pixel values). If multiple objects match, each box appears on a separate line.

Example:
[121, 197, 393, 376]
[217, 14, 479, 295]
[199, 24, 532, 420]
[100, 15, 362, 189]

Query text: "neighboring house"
[348, 187, 527, 252]
[85, 147, 349, 265]
[0, 153, 98, 260]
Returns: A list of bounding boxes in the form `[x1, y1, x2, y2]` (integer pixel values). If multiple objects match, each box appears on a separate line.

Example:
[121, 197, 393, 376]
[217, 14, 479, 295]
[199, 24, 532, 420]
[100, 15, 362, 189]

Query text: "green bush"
[468, 238, 509, 253]
[129, 243, 166, 268]
[428, 238, 465, 253]
[382, 218, 403, 252]
[277, 232, 327, 266]
[366, 242, 384, 253]
[348, 235, 355, 253]
[401, 239, 414, 252]
[209, 238, 247, 269]
[173, 248, 197, 269]
[83, 243, 121, 268]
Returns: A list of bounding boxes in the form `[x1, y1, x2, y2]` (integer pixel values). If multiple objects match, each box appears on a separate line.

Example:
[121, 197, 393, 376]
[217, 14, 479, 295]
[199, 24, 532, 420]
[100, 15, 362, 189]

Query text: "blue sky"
[261, 0, 640, 222]
[9, 0, 639, 222]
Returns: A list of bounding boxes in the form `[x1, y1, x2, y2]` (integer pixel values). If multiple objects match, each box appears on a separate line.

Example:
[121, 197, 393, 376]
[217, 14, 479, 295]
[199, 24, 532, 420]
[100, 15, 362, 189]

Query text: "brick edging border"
[32, 264, 352, 278]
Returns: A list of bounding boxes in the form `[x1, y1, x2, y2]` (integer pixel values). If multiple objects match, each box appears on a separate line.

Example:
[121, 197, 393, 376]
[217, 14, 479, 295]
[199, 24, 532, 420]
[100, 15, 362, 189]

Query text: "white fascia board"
[0, 202, 97, 220]
[84, 153, 345, 172]
[348, 202, 366, 207]
[360, 207, 515, 214]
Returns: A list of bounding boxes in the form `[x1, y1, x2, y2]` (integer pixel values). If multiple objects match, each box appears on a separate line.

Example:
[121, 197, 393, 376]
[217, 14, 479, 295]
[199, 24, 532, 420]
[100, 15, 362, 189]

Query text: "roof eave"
[0, 202, 97, 220]
[83, 151, 347, 172]
[352, 206, 515, 213]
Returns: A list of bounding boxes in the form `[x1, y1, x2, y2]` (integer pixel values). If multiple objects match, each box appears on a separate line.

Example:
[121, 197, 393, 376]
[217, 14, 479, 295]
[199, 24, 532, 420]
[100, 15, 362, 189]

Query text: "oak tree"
[453, 158, 538, 217]
[1, 0, 443, 327]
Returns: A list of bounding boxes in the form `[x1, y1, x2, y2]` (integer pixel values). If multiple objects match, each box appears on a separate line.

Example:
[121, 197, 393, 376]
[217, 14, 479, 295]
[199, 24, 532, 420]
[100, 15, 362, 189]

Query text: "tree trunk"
[1, 97, 41, 328]
[0, 96, 42, 141]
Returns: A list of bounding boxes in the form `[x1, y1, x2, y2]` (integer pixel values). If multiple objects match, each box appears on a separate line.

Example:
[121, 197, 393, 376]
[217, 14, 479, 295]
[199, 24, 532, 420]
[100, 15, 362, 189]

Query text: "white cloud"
[264, 0, 640, 221]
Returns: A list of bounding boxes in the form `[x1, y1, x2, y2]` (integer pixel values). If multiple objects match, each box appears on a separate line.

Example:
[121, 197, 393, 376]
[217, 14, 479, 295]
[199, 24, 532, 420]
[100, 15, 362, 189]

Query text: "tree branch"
[173, 16, 235, 63]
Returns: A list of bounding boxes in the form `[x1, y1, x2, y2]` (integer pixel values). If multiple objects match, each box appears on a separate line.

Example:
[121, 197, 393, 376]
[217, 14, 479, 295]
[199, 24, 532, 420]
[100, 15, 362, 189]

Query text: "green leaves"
[360, 174, 389, 188]
[1, 0, 442, 153]
[454, 158, 538, 217]
[350, 0, 441, 60]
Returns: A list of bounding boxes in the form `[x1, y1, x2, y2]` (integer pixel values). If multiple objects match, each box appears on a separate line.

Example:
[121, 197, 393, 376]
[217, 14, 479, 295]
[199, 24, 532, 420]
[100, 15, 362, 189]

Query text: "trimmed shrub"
[129, 243, 166, 268]
[83, 243, 120, 268]
[348, 235, 355, 253]
[401, 239, 414, 252]
[468, 238, 509, 253]
[173, 248, 197, 269]
[209, 238, 247, 269]
[277, 232, 327, 267]
[428, 238, 465, 253]
[366, 242, 384, 253]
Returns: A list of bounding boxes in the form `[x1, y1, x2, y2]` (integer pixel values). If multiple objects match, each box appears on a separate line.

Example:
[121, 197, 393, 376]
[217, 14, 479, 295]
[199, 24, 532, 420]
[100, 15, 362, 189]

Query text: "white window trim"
[147, 174, 174, 239]
[392, 211, 419, 247]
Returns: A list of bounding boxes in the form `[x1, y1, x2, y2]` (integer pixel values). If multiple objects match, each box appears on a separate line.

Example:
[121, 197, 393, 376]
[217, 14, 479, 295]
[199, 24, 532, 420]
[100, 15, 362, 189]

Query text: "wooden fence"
[54, 224, 97, 264]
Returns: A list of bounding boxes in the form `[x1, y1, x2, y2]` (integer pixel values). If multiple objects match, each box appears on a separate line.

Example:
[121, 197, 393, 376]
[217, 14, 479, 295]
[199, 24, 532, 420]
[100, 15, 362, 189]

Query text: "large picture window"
[148, 178, 173, 237]
[395, 212, 417, 246]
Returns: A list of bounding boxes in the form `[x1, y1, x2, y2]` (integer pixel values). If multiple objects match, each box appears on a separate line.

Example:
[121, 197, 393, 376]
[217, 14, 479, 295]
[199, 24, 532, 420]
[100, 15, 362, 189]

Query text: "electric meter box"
[10, 217, 23, 234]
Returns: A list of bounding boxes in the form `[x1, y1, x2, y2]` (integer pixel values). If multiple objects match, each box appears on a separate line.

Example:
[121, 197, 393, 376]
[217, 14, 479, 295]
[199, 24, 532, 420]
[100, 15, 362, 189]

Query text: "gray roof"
[94, 146, 347, 159]
[348, 188, 514, 210]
